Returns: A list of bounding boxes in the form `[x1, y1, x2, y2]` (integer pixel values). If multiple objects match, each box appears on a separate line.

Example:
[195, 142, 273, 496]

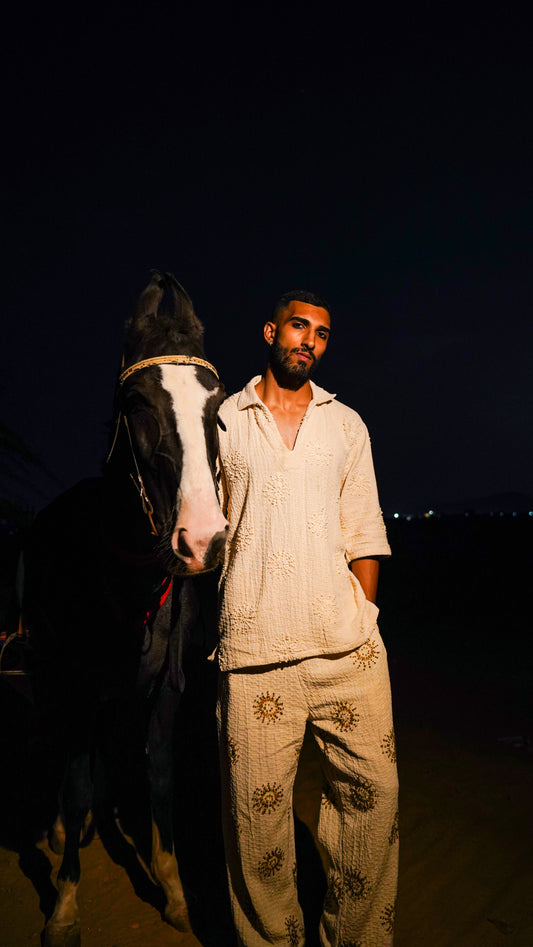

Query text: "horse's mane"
[124, 271, 205, 360]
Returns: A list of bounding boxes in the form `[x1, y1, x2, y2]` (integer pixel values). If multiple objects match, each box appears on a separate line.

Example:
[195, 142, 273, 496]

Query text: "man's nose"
[303, 331, 315, 349]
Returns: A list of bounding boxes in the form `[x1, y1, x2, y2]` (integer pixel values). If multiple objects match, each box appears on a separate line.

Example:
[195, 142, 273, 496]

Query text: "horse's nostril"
[177, 528, 193, 559]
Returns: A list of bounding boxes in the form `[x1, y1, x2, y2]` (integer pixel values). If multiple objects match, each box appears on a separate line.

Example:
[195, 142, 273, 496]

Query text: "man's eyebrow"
[289, 316, 331, 334]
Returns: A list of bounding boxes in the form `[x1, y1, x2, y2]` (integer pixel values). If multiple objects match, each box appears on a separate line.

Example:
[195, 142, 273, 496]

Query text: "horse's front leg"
[147, 679, 191, 932]
[44, 750, 92, 947]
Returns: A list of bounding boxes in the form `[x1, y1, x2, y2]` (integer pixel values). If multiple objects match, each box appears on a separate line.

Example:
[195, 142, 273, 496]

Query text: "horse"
[21, 271, 228, 947]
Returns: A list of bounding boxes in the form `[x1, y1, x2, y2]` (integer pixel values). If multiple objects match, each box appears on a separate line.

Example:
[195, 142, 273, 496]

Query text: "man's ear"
[264, 321, 276, 345]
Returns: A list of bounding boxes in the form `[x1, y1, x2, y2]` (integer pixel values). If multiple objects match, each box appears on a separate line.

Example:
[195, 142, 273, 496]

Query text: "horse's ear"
[164, 272, 204, 336]
[132, 270, 166, 322]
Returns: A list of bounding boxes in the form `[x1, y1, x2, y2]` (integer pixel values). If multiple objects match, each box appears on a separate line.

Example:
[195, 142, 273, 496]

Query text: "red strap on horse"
[144, 576, 172, 626]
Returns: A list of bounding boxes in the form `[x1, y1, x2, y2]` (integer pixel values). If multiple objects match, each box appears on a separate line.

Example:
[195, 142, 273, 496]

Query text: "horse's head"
[113, 271, 228, 574]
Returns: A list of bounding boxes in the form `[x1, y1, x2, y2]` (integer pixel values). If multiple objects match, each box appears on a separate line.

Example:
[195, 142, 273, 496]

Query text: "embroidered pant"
[217, 629, 399, 946]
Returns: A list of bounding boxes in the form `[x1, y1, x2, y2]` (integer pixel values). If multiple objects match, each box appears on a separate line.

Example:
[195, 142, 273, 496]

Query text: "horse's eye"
[217, 415, 227, 432]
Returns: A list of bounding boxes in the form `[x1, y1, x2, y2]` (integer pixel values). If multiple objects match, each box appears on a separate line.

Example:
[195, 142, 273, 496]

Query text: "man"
[216, 290, 398, 946]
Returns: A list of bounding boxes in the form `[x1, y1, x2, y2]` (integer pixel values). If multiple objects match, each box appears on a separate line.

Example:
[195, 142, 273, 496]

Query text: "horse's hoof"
[43, 920, 81, 947]
[164, 901, 192, 932]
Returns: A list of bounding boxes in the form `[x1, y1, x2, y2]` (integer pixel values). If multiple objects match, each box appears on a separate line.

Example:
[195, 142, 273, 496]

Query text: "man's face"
[265, 301, 331, 386]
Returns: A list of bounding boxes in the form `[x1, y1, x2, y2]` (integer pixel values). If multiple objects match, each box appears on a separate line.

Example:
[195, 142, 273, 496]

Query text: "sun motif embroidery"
[380, 901, 396, 934]
[312, 593, 339, 625]
[285, 915, 303, 946]
[267, 550, 296, 577]
[389, 809, 399, 845]
[252, 782, 284, 815]
[345, 868, 369, 902]
[227, 738, 240, 766]
[321, 779, 335, 810]
[345, 471, 372, 496]
[381, 728, 397, 763]
[324, 872, 344, 912]
[350, 774, 378, 812]
[307, 508, 328, 537]
[253, 692, 284, 725]
[352, 637, 380, 671]
[263, 473, 290, 505]
[332, 700, 360, 733]
[258, 847, 284, 879]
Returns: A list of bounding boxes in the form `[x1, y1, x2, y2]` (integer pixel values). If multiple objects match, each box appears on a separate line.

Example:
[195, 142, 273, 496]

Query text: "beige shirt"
[217, 376, 391, 671]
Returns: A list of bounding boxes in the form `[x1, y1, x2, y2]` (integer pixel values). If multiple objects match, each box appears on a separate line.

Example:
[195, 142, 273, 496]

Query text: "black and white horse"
[22, 271, 227, 946]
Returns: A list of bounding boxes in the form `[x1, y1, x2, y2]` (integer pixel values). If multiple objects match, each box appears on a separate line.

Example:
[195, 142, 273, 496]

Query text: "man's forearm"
[349, 557, 380, 604]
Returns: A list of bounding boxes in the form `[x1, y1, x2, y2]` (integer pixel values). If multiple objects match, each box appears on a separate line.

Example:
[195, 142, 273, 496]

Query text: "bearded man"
[216, 290, 398, 946]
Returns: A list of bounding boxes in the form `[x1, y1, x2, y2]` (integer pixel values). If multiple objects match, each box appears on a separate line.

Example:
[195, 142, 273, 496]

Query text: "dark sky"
[2, 4, 531, 515]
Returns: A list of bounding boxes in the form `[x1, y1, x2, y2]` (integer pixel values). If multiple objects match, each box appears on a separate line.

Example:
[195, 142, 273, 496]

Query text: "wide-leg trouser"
[217, 628, 399, 946]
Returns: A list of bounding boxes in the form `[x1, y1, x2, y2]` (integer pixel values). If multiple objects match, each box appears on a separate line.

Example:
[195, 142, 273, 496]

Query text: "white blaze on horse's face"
[160, 365, 228, 572]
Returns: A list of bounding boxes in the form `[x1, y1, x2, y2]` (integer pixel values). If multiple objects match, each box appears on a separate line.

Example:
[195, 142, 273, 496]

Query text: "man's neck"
[255, 366, 313, 414]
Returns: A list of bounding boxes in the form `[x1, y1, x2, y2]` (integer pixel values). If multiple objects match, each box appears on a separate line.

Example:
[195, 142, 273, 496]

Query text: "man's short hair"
[272, 289, 331, 322]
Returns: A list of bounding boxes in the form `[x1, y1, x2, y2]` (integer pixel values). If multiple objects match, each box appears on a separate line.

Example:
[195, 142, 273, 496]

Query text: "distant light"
[512, 512, 517, 517]
[500, 512, 504, 516]
[393, 513, 399, 519]
[428, 510, 434, 516]
[529, 511, 533, 517]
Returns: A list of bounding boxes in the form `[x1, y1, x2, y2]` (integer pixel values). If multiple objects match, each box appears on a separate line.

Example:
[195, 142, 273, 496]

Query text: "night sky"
[3, 5, 531, 515]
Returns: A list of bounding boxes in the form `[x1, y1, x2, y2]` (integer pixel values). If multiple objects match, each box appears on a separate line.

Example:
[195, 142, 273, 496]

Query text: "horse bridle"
[106, 354, 220, 536]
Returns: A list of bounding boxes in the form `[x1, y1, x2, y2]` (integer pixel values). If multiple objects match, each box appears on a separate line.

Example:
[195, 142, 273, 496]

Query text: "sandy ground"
[1, 654, 532, 947]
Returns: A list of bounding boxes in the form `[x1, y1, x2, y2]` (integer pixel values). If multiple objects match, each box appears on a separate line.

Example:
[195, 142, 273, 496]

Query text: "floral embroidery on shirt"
[345, 471, 372, 496]
[345, 867, 370, 902]
[228, 602, 256, 630]
[285, 915, 304, 945]
[380, 901, 396, 934]
[252, 782, 284, 815]
[307, 507, 328, 537]
[253, 692, 285, 724]
[352, 636, 380, 670]
[305, 441, 333, 466]
[381, 728, 397, 764]
[342, 416, 362, 446]
[350, 774, 378, 811]
[267, 550, 296, 577]
[223, 450, 248, 482]
[389, 809, 400, 845]
[263, 472, 290, 505]
[231, 522, 254, 552]
[258, 847, 284, 879]
[312, 592, 339, 625]
[332, 700, 360, 732]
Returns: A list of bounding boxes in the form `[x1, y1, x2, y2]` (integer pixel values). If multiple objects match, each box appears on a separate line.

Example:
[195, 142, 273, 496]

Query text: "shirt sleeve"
[340, 420, 391, 562]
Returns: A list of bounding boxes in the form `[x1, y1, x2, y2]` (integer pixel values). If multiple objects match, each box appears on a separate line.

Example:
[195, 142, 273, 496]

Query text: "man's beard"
[269, 338, 318, 390]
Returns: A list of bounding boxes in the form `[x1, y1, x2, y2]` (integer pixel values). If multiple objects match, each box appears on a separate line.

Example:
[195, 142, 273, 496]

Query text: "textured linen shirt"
[217, 376, 391, 671]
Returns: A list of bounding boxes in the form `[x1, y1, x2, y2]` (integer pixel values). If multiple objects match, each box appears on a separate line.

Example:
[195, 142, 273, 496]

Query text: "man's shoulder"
[323, 396, 365, 428]
[219, 376, 260, 422]
[219, 390, 241, 420]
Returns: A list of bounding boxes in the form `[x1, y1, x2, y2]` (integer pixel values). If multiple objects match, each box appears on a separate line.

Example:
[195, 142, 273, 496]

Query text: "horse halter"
[107, 354, 220, 536]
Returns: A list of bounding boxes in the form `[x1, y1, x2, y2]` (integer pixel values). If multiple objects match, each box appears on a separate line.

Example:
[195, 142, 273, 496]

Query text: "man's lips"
[293, 349, 314, 362]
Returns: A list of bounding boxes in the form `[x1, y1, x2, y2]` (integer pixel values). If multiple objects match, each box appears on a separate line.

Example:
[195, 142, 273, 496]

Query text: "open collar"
[236, 376, 336, 410]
